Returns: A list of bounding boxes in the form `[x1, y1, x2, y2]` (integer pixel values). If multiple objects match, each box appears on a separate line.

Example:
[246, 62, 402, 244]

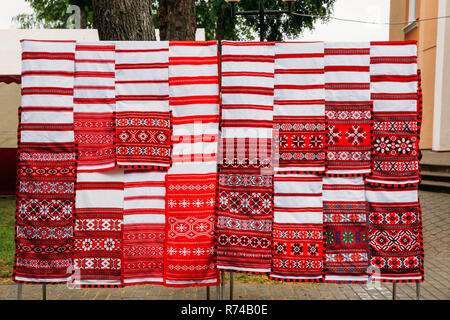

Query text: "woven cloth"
[323, 177, 369, 283]
[324, 42, 371, 177]
[164, 41, 219, 286]
[367, 41, 419, 186]
[270, 174, 323, 281]
[73, 168, 124, 287]
[115, 42, 171, 169]
[14, 40, 77, 284]
[273, 42, 326, 174]
[217, 41, 275, 274]
[74, 42, 116, 172]
[366, 185, 424, 282]
[122, 170, 165, 285]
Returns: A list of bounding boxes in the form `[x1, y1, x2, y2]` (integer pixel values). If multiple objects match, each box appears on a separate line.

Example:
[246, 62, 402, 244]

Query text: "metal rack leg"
[229, 272, 234, 300]
[42, 283, 46, 300]
[392, 283, 397, 300]
[416, 282, 421, 300]
[206, 286, 210, 300]
[220, 270, 225, 300]
[17, 283, 22, 300]
[216, 271, 220, 300]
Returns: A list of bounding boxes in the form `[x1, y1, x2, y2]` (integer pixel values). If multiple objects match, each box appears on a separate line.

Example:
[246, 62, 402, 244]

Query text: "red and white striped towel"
[115, 42, 171, 169]
[164, 41, 219, 287]
[367, 41, 419, 186]
[14, 39, 77, 284]
[122, 170, 165, 285]
[74, 42, 116, 172]
[270, 174, 323, 281]
[324, 42, 372, 177]
[73, 168, 124, 287]
[273, 42, 326, 174]
[221, 41, 275, 139]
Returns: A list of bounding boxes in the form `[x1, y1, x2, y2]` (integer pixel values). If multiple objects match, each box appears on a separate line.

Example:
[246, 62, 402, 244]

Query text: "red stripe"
[73, 98, 115, 104]
[115, 63, 168, 69]
[116, 95, 168, 101]
[74, 85, 115, 90]
[169, 95, 219, 105]
[169, 56, 217, 65]
[75, 71, 115, 78]
[169, 40, 217, 46]
[116, 48, 168, 53]
[116, 80, 168, 84]
[222, 104, 273, 111]
[275, 53, 324, 59]
[21, 106, 73, 112]
[371, 40, 417, 46]
[172, 115, 219, 125]
[325, 66, 370, 72]
[325, 48, 370, 55]
[76, 45, 115, 51]
[222, 71, 274, 78]
[274, 207, 322, 212]
[222, 41, 274, 46]
[221, 86, 273, 95]
[274, 99, 324, 105]
[370, 75, 418, 82]
[276, 193, 322, 197]
[169, 76, 219, 85]
[221, 55, 274, 63]
[22, 70, 74, 77]
[221, 119, 273, 128]
[75, 59, 115, 64]
[172, 134, 217, 143]
[275, 84, 324, 90]
[124, 196, 165, 201]
[275, 68, 323, 74]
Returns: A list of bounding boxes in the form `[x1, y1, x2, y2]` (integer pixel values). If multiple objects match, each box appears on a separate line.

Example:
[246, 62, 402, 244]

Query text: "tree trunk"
[92, 0, 156, 41]
[158, 0, 196, 41]
[215, 6, 225, 42]
[79, 5, 87, 29]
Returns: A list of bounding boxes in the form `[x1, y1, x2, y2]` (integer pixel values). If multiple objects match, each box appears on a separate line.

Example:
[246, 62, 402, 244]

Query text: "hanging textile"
[367, 41, 419, 186]
[217, 41, 275, 274]
[164, 41, 220, 286]
[270, 174, 324, 281]
[323, 177, 369, 283]
[114, 42, 171, 169]
[14, 40, 77, 284]
[269, 42, 325, 282]
[74, 42, 116, 172]
[366, 185, 424, 282]
[273, 42, 326, 174]
[324, 42, 371, 177]
[122, 170, 165, 285]
[73, 168, 124, 287]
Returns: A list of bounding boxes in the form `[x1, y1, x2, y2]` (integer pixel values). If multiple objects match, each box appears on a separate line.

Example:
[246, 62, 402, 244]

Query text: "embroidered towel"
[14, 40, 77, 284]
[270, 174, 323, 281]
[273, 42, 326, 173]
[73, 168, 124, 287]
[323, 177, 369, 283]
[164, 41, 220, 286]
[366, 185, 424, 282]
[115, 42, 171, 169]
[324, 42, 371, 177]
[217, 41, 275, 274]
[122, 170, 165, 285]
[74, 42, 116, 172]
[367, 41, 419, 186]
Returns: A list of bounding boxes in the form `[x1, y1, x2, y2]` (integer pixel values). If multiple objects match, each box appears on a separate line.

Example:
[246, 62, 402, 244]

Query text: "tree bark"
[157, 0, 196, 41]
[215, 5, 225, 42]
[92, 0, 156, 41]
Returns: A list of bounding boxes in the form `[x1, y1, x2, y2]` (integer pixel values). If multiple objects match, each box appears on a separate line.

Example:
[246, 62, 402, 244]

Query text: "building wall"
[389, 0, 439, 149]
[432, 0, 450, 150]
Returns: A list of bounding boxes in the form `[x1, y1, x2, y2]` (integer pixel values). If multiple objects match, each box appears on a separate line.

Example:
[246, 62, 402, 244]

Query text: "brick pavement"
[0, 191, 448, 300]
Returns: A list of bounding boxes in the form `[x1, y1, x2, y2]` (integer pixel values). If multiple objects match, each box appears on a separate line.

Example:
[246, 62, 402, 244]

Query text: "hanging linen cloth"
[164, 41, 220, 287]
[14, 40, 77, 283]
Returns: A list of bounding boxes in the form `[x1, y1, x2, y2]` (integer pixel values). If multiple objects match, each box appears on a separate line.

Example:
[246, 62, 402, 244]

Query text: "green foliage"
[13, 0, 336, 40]
[0, 198, 15, 278]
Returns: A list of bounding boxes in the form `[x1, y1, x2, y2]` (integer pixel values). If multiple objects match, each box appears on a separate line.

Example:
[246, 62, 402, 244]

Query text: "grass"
[0, 197, 15, 281]
[0, 197, 303, 285]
